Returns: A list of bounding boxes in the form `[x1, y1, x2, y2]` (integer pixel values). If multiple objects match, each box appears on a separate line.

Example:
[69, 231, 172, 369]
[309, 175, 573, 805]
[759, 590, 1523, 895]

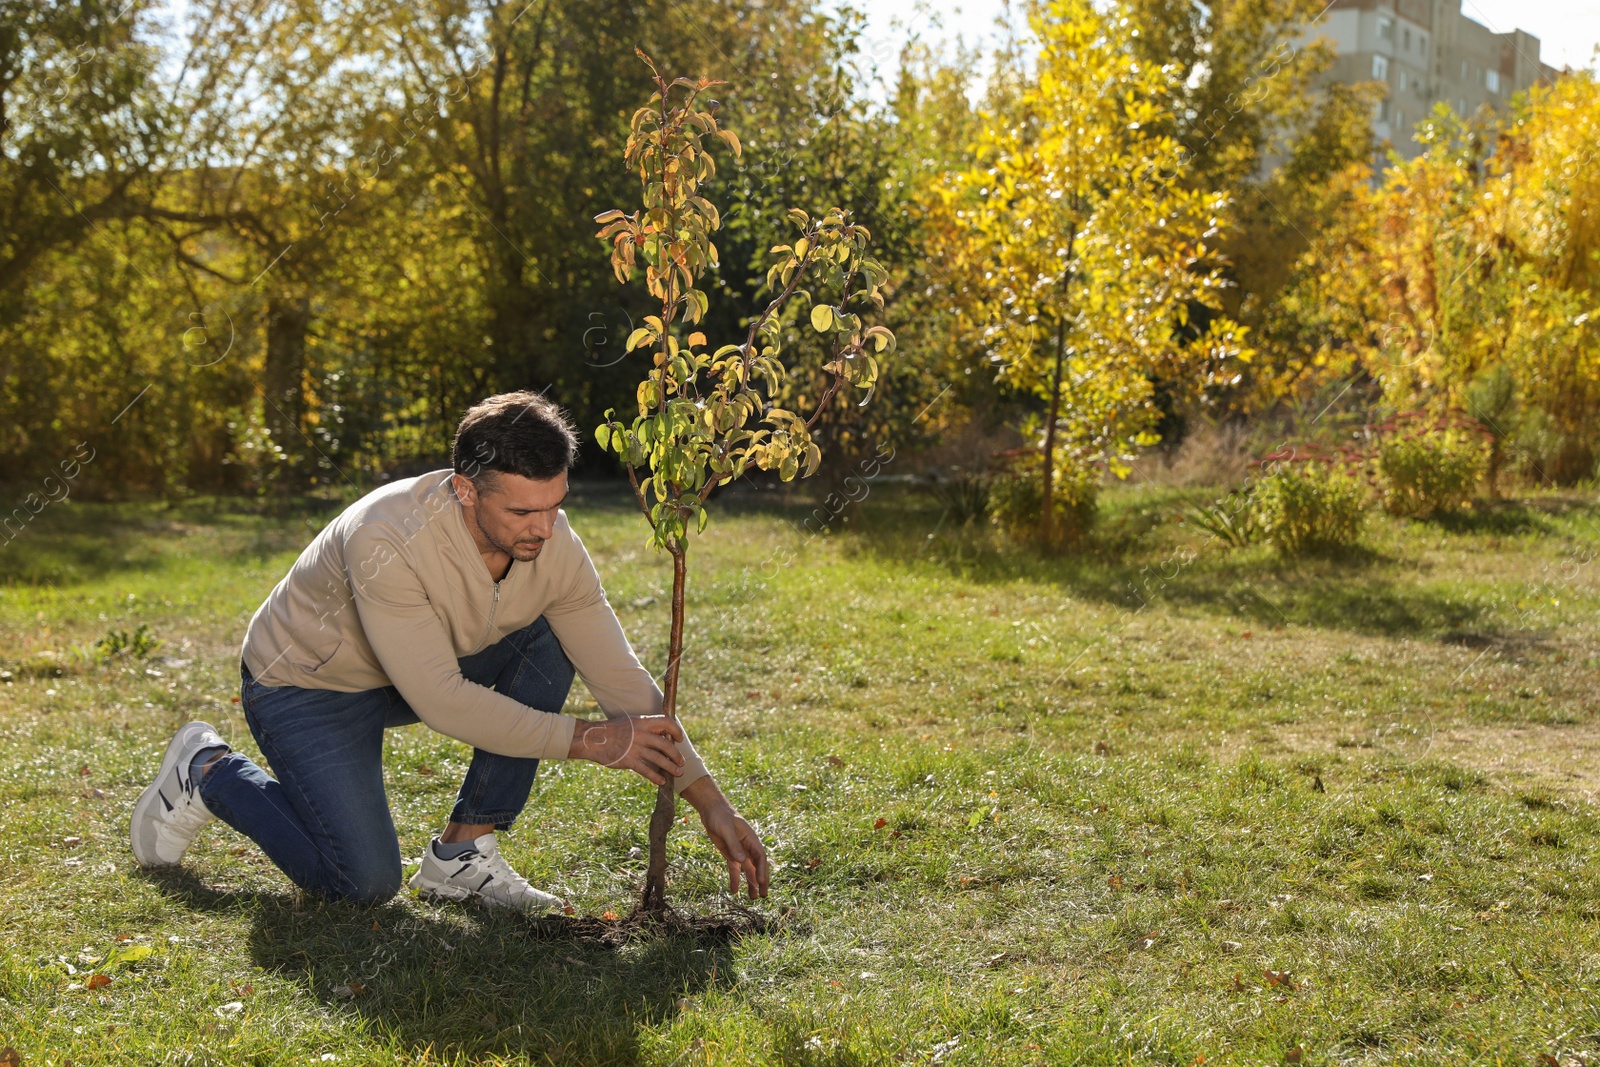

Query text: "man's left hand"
[682, 777, 770, 899]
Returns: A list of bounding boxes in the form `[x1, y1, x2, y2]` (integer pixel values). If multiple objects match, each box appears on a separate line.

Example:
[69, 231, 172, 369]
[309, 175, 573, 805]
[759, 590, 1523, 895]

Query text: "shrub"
[1253, 462, 1368, 556]
[989, 459, 1098, 546]
[1376, 428, 1487, 517]
[1184, 486, 1260, 547]
[925, 471, 991, 525]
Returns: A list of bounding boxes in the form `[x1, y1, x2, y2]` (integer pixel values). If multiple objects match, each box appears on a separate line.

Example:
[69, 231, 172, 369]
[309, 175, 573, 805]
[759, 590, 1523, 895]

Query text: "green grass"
[1, 484, 1598, 1065]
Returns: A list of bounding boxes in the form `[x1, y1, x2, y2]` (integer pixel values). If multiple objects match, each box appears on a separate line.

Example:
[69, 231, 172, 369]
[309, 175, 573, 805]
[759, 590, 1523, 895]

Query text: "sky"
[851, 0, 1600, 78]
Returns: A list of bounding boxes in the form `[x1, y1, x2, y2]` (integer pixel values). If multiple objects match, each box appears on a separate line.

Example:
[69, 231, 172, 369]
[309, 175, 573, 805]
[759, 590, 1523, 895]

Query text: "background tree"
[927, 0, 1248, 545]
[594, 55, 892, 914]
[1293, 75, 1600, 483]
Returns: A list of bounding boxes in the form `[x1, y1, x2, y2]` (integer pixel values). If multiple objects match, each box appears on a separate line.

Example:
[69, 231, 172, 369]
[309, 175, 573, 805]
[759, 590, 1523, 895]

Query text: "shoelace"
[158, 771, 212, 842]
[466, 844, 559, 906]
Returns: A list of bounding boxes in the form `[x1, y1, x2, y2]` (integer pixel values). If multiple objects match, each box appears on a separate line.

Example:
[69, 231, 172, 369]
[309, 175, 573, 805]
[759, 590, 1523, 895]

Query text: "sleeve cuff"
[539, 713, 581, 761]
[673, 761, 710, 796]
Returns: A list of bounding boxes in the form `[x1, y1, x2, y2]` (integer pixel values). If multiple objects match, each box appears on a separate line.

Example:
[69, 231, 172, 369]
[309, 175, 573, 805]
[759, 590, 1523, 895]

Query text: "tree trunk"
[263, 295, 310, 494]
[1039, 230, 1076, 547]
[1040, 315, 1066, 546]
[1486, 437, 1502, 499]
[639, 544, 687, 915]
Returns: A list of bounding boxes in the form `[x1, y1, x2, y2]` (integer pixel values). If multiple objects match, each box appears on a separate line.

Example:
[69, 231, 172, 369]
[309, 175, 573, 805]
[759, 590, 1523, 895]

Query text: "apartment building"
[1315, 0, 1562, 159]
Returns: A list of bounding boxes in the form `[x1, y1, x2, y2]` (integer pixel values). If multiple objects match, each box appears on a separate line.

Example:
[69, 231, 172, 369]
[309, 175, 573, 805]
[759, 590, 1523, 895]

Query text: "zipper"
[475, 581, 501, 653]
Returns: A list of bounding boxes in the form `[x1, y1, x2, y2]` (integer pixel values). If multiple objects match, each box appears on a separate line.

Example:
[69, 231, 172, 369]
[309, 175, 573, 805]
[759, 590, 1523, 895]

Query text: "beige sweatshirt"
[240, 469, 708, 793]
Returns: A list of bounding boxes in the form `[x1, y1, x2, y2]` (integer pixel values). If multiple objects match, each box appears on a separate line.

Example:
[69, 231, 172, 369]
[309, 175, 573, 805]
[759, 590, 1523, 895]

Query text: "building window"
[1486, 70, 1501, 92]
[1403, 27, 1411, 50]
[1374, 55, 1390, 80]
[1462, 59, 1469, 79]
[1399, 70, 1408, 91]
[1420, 35, 1427, 54]
[1378, 99, 1391, 122]
[1396, 109, 1405, 129]
[1378, 16, 1393, 41]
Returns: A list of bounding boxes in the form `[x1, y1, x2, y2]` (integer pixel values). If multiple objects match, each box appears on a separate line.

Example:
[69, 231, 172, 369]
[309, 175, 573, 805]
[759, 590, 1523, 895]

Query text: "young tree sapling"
[594, 52, 895, 915]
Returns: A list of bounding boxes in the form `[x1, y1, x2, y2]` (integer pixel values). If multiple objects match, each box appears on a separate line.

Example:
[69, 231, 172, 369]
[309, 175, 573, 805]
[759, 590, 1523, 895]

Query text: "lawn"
[1, 481, 1598, 1066]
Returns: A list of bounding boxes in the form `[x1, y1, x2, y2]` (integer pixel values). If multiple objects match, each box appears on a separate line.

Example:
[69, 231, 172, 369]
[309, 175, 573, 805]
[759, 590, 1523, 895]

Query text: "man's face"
[456, 471, 568, 562]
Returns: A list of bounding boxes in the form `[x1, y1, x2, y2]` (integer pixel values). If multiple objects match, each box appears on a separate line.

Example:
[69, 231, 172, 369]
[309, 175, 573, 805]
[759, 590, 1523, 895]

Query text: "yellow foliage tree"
[1297, 73, 1600, 483]
[928, 0, 1248, 545]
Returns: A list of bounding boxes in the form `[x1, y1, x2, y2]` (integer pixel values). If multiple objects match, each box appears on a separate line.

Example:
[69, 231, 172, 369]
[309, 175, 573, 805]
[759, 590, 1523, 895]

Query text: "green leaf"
[104, 944, 156, 970]
[595, 424, 611, 449]
[810, 305, 835, 332]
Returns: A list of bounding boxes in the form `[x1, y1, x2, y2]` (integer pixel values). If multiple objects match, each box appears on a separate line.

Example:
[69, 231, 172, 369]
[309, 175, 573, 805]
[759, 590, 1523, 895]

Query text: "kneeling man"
[130, 391, 768, 909]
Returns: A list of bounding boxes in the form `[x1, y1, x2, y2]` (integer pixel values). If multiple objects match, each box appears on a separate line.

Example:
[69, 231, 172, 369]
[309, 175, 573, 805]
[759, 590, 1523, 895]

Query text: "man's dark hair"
[452, 391, 578, 488]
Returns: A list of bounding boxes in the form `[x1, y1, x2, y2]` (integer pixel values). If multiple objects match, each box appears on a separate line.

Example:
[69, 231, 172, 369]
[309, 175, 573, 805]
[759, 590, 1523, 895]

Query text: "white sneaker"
[130, 721, 227, 868]
[408, 834, 564, 914]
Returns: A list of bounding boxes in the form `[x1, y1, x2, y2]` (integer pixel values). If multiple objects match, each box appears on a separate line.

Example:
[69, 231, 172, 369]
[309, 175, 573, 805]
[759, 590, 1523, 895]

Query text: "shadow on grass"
[147, 868, 751, 1063]
[845, 505, 1502, 641]
[0, 500, 320, 586]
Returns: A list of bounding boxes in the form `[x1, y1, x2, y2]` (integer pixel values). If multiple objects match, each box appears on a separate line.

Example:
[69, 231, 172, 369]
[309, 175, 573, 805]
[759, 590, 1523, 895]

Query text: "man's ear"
[452, 472, 477, 507]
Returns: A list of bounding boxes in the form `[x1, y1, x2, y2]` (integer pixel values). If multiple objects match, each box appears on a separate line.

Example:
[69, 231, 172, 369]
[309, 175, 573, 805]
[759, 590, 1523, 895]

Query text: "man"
[129, 391, 769, 909]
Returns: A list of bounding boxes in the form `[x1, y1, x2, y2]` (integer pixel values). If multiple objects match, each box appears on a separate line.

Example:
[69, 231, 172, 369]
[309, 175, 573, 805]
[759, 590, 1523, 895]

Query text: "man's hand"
[568, 715, 685, 787]
[682, 777, 770, 899]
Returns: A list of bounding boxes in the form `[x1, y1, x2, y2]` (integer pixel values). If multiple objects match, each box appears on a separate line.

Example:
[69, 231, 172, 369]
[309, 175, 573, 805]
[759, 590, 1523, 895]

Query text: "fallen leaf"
[78, 765, 90, 776]
[1285, 1046, 1303, 1063]
[602, 910, 619, 921]
[826, 755, 845, 767]
[562, 904, 575, 916]
[1229, 973, 1247, 992]
[1263, 968, 1298, 989]
[0, 1047, 18, 1067]
[1135, 929, 1160, 950]
[804, 858, 821, 871]
[873, 817, 887, 829]
[1093, 803, 1109, 813]
[1241, 631, 1252, 639]
[1108, 875, 1124, 890]
[231, 696, 241, 703]
[1094, 741, 1112, 756]
[416, 765, 434, 776]
[371, 920, 380, 931]
[1221, 941, 1243, 953]
[746, 691, 760, 699]
[104, 944, 154, 969]
[330, 981, 365, 999]
[85, 974, 111, 990]
[1536, 1056, 1559, 1067]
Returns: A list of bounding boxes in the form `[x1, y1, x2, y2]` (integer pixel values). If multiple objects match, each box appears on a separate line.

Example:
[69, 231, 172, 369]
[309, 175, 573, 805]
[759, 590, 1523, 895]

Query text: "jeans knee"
[328, 855, 402, 904]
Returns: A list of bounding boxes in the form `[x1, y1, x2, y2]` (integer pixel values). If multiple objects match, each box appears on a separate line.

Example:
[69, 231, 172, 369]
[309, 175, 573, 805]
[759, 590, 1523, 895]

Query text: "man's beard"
[475, 509, 543, 562]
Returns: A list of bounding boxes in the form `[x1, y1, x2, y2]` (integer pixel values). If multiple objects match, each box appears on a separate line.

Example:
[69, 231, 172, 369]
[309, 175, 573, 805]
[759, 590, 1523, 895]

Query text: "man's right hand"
[568, 715, 686, 787]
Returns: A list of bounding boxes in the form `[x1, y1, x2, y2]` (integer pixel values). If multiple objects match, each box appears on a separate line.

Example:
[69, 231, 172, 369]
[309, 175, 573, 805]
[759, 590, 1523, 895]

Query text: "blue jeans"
[200, 617, 575, 903]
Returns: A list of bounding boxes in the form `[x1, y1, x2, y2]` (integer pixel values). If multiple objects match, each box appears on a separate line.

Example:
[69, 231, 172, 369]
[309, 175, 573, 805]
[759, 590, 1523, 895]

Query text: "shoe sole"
[129, 721, 214, 868]
[409, 868, 560, 913]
